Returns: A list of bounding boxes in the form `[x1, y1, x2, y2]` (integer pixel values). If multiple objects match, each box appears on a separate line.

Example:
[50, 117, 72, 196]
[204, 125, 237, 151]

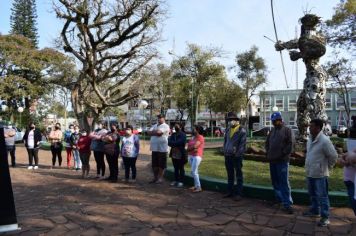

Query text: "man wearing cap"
[265, 111, 294, 214]
[147, 114, 170, 184]
[223, 112, 247, 201]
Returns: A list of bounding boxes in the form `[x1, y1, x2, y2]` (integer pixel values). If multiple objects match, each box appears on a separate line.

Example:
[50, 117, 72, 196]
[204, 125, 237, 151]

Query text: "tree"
[232, 46, 267, 129]
[10, 0, 39, 47]
[141, 63, 173, 115]
[54, 0, 165, 130]
[325, 56, 355, 127]
[171, 43, 225, 127]
[202, 77, 244, 114]
[324, 0, 356, 52]
[0, 34, 76, 125]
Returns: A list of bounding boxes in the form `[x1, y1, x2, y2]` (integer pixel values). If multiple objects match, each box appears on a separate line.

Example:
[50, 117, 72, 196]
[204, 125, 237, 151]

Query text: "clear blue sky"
[0, 0, 337, 91]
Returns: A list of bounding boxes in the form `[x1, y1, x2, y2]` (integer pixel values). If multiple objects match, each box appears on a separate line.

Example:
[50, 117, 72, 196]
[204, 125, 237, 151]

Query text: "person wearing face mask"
[121, 125, 140, 183]
[168, 123, 187, 187]
[48, 123, 63, 168]
[23, 122, 42, 169]
[4, 124, 16, 167]
[64, 124, 74, 169]
[89, 123, 107, 179]
[77, 129, 92, 178]
[223, 112, 247, 201]
[70, 125, 82, 171]
[265, 112, 294, 214]
[102, 124, 120, 182]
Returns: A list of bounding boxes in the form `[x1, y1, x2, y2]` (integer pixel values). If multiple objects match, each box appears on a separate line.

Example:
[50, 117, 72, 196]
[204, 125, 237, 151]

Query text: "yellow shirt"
[230, 125, 240, 138]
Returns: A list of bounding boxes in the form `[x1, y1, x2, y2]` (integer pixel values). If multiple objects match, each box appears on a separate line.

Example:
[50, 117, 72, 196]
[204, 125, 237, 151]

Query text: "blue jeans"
[189, 156, 202, 188]
[344, 181, 356, 216]
[307, 177, 330, 218]
[225, 155, 243, 196]
[73, 149, 82, 169]
[270, 162, 293, 208]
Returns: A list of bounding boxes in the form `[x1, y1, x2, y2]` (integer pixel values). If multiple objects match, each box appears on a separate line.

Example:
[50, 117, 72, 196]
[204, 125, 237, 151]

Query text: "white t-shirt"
[27, 130, 35, 149]
[150, 123, 170, 152]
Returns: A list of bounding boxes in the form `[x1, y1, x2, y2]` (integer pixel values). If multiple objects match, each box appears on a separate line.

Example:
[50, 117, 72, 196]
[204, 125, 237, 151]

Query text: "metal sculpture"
[275, 14, 329, 140]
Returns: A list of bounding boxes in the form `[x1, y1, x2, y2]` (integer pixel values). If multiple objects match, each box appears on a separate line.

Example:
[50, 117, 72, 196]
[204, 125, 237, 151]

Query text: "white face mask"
[7, 125, 12, 129]
[82, 132, 87, 136]
[229, 120, 239, 127]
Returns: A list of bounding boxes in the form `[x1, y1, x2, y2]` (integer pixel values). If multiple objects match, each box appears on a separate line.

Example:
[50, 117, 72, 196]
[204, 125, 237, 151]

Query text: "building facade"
[259, 88, 356, 130]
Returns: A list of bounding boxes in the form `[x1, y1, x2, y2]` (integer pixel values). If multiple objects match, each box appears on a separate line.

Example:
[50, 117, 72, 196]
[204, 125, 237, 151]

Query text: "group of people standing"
[17, 121, 140, 181]
[5, 110, 356, 227]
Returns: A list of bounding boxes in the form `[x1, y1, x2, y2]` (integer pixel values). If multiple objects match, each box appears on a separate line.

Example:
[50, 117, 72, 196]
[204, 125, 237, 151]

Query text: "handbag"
[171, 147, 182, 159]
[104, 143, 116, 156]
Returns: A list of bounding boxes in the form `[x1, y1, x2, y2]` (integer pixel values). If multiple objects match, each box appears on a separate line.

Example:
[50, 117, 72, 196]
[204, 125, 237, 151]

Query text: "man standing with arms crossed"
[265, 111, 294, 214]
[223, 112, 246, 201]
[147, 114, 170, 184]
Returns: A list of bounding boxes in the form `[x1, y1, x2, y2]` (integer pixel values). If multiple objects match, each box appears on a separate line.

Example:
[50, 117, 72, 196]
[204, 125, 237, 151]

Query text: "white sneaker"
[170, 181, 177, 186]
[34, 166, 39, 170]
[176, 182, 184, 188]
[28, 166, 33, 170]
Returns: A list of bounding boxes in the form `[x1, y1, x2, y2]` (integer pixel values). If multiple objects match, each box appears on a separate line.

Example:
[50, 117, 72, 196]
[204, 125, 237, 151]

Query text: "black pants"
[6, 145, 16, 167]
[122, 157, 137, 180]
[51, 144, 62, 166]
[27, 148, 39, 166]
[172, 158, 185, 182]
[225, 155, 243, 196]
[106, 153, 119, 180]
[94, 151, 105, 176]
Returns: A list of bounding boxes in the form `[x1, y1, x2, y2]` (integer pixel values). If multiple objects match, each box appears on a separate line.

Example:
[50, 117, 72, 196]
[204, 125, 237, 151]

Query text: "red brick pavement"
[2, 142, 355, 235]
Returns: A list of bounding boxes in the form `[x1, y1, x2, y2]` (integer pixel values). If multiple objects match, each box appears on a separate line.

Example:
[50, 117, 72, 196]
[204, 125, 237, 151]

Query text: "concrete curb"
[165, 167, 349, 207]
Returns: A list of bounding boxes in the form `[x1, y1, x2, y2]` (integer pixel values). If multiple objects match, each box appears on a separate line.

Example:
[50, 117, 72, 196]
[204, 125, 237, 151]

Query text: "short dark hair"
[310, 118, 324, 130]
[194, 125, 204, 135]
[126, 125, 133, 130]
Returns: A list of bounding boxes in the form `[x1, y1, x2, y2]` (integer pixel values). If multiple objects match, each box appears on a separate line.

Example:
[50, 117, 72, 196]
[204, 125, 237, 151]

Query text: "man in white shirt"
[147, 114, 170, 184]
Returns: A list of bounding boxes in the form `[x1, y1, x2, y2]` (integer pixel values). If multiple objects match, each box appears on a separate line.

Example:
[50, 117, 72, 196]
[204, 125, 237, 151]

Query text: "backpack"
[64, 130, 72, 144]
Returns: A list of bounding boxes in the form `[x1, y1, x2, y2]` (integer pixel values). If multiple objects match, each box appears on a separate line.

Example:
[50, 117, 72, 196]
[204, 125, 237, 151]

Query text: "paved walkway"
[3, 143, 356, 236]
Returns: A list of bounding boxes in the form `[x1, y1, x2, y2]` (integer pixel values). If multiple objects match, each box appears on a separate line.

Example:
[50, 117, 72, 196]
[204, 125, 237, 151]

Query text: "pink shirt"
[187, 134, 205, 157]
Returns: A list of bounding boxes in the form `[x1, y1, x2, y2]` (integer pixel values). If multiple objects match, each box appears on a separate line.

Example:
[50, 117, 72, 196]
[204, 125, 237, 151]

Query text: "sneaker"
[28, 166, 33, 170]
[317, 218, 330, 227]
[34, 166, 39, 170]
[95, 175, 100, 179]
[283, 206, 294, 214]
[302, 211, 320, 217]
[99, 176, 106, 180]
[192, 187, 202, 193]
[149, 179, 157, 184]
[170, 181, 177, 186]
[176, 182, 184, 188]
[130, 179, 137, 183]
[189, 186, 196, 190]
[155, 179, 163, 184]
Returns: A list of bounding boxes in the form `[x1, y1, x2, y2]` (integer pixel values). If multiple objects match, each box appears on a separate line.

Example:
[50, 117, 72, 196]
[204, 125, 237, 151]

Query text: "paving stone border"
[165, 167, 349, 207]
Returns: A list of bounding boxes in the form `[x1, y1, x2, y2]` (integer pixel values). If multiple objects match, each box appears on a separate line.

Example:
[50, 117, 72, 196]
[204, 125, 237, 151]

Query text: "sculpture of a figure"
[275, 14, 330, 140]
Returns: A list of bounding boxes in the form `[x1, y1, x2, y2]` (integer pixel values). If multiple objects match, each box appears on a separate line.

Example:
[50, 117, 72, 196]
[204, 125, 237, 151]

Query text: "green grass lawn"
[173, 149, 346, 192]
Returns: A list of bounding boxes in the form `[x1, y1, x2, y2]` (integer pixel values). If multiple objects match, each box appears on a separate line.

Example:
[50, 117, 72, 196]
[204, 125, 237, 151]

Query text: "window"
[264, 116, 271, 126]
[289, 116, 295, 126]
[275, 98, 284, 111]
[351, 97, 356, 109]
[262, 97, 271, 111]
[336, 95, 346, 110]
[325, 95, 332, 110]
[288, 97, 297, 111]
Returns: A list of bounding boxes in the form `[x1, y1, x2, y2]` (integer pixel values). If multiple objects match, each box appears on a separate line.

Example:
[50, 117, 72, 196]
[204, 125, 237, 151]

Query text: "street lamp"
[272, 106, 279, 112]
[17, 107, 24, 129]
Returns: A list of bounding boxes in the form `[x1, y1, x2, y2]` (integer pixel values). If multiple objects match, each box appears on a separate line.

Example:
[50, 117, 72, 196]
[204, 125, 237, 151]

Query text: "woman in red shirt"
[187, 125, 205, 192]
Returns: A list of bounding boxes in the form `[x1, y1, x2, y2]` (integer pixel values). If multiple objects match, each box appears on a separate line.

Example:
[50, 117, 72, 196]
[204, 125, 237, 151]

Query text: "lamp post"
[138, 100, 148, 141]
[17, 107, 24, 129]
